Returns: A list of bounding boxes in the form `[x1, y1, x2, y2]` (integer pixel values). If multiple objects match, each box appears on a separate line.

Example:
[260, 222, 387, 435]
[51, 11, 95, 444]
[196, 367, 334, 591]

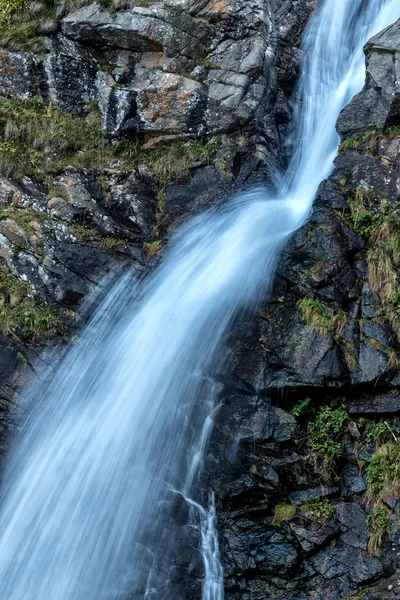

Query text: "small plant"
[272, 503, 296, 527]
[143, 239, 163, 261]
[301, 497, 334, 519]
[367, 506, 393, 556]
[366, 442, 400, 503]
[291, 397, 312, 417]
[308, 403, 349, 475]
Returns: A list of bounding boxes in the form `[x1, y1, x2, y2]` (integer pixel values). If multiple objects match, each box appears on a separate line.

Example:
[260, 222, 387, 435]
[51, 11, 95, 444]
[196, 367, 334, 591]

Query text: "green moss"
[301, 497, 334, 519]
[272, 503, 296, 527]
[297, 297, 346, 337]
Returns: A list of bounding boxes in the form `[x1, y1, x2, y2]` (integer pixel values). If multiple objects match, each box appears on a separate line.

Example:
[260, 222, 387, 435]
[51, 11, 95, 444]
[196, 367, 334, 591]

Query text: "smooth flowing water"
[0, 0, 398, 599]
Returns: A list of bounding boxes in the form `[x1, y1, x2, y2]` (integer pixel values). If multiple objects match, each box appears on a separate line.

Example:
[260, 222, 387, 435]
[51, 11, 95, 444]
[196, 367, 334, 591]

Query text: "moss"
[297, 297, 346, 337]
[301, 497, 334, 519]
[342, 339, 358, 368]
[272, 503, 296, 527]
[0, 266, 63, 340]
[367, 506, 393, 556]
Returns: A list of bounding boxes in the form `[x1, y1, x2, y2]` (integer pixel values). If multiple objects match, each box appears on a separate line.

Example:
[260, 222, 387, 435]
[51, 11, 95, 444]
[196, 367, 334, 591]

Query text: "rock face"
[337, 19, 400, 138]
[200, 18, 400, 600]
[6, 2, 400, 600]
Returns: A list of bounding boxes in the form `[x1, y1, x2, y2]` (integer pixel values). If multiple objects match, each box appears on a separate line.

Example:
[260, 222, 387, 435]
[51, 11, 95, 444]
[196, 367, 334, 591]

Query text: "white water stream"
[0, 0, 398, 598]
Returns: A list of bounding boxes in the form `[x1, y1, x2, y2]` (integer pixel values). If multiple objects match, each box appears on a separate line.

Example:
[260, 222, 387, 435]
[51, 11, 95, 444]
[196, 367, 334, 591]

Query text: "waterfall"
[0, 0, 398, 598]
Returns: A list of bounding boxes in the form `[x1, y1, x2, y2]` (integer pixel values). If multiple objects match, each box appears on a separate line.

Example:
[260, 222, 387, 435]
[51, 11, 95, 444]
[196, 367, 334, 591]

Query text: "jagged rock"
[290, 518, 339, 554]
[336, 502, 369, 549]
[289, 486, 339, 506]
[337, 19, 400, 138]
[44, 35, 98, 113]
[312, 543, 383, 583]
[0, 50, 43, 100]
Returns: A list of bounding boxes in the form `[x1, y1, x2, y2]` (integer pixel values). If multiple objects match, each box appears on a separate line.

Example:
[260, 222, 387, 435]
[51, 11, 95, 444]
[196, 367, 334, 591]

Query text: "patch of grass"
[0, 96, 220, 195]
[272, 503, 296, 527]
[340, 192, 400, 343]
[366, 442, 400, 503]
[197, 57, 221, 70]
[297, 297, 346, 337]
[0, 0, 27, 27]
[0, 206, 50, 236]
[0, 1, 56, 52]
[367, 506, 393, 556]
[98, 236, 125, 250]
[69, 224, 98, 239]
[301, 497, 334, 519]
[339, 126, 400, 152]
[0, 266, 63, 340]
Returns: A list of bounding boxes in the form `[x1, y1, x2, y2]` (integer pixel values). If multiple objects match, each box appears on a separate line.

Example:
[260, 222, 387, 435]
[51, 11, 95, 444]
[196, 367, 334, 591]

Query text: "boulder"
[337, 19, 400, 138]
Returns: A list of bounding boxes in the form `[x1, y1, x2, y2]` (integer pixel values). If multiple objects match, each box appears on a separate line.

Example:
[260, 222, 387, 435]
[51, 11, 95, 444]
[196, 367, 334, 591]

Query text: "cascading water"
[0, 0, 398, 599]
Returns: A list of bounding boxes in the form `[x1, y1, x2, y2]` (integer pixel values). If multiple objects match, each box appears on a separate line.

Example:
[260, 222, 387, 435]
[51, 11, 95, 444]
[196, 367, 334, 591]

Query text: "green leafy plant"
[308, 403, 349, 475]
[301, 497, 334, 519]
[291, 397, 312, 417]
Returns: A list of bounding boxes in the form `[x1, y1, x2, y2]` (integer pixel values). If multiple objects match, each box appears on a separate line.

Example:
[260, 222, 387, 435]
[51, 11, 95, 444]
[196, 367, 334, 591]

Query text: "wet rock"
[348, 390, 400, 414]
[289, 486, 339, 506]
[290, 518, 339, 554]
[312, 543, 383, 583]
[336, 502, 369, 550]
[337, 19, 400, 138]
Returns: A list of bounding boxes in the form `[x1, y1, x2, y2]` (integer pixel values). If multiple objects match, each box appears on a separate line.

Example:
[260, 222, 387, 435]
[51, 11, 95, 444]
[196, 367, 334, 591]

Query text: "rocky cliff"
[2, 1, 400, 600]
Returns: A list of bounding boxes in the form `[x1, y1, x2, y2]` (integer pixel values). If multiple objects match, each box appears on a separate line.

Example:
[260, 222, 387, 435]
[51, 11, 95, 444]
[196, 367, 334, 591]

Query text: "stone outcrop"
[337, 19, 400, 139]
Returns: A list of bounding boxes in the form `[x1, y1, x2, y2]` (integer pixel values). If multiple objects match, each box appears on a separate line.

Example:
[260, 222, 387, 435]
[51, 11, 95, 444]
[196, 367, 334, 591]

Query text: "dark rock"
[290, 518, 339, 554]
[337, 20, 400, 138]
[289, 486, 339, 507]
